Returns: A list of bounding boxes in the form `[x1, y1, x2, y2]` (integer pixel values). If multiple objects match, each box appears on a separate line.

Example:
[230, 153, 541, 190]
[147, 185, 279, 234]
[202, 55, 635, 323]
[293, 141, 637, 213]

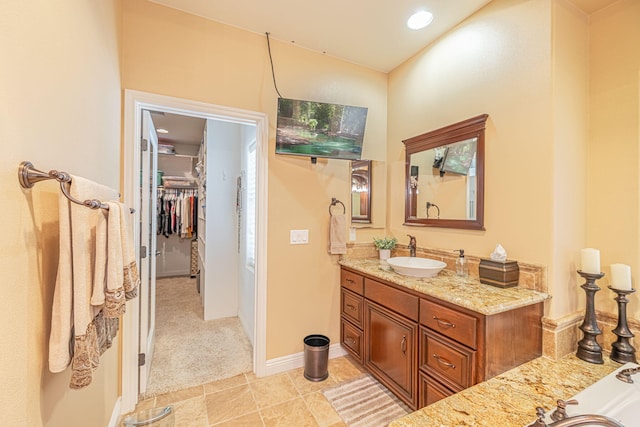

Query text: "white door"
[139, 110, 159, 394]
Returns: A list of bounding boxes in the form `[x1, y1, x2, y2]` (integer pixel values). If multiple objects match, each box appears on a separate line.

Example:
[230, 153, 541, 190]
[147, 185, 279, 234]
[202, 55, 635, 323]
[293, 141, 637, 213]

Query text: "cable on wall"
[265, 32, 283, 99]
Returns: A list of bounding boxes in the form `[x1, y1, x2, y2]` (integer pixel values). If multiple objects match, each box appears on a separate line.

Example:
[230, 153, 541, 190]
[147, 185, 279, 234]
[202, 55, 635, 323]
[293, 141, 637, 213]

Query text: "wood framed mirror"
[403, 114, 487, 230]
[351, 160, 371, 223]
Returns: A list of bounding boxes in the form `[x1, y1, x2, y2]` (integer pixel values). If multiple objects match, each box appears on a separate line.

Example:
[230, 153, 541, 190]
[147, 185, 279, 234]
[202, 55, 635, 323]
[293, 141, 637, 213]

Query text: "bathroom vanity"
[339, 259, 548, 410]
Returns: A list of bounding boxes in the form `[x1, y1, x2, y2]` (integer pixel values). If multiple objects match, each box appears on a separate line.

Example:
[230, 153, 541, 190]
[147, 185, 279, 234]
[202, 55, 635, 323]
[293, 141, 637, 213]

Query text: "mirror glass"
[404, 114, 487, 230]
[351, 160, 371, 223]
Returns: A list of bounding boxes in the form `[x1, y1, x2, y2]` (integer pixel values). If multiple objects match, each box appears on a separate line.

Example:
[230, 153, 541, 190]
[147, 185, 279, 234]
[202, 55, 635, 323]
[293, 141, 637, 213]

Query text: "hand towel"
[48, 175, 118, 389]
[329, 213, 347, 255]
[119, 201, 139, 300]
[103, 201, 126, 317]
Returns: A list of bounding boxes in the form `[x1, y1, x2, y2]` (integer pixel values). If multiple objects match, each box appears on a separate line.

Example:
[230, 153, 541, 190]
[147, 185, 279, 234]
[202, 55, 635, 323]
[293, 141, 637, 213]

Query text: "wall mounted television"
[275, 98, 368, 161]
[440, 137, 477, 175]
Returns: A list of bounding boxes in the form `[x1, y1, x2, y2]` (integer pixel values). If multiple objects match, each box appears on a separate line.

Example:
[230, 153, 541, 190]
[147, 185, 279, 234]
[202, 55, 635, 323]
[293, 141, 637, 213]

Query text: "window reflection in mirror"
[351, 160, 371, 223]
[404, 114, 487, 230]
[350, 160, 386, 229]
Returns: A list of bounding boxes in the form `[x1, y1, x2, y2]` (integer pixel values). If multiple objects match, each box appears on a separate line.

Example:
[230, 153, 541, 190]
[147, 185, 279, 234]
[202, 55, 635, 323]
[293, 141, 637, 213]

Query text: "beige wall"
[389, 0, 639, 325]
[389, 0, 554, 265]
[121, 0, 388, 358]
[0, 1, 122, 425]
[588, 0, 640, 317]
[549, 0, 589, 319]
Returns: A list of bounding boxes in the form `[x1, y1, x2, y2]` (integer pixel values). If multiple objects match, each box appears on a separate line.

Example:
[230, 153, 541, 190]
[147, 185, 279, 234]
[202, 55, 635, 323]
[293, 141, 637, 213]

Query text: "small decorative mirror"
[351, 160, 371, 223]
[403, 114, 488, 230]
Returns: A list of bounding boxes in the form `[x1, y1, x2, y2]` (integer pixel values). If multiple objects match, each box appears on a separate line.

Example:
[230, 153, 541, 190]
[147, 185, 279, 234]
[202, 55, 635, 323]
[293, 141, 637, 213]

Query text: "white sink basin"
[545, 362, 640, 426]
[386, 257, 446, 278]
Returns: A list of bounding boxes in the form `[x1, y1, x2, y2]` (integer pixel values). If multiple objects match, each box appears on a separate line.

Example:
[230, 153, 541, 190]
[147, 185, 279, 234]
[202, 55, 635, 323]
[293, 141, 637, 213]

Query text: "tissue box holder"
[479, 259, 519, 288]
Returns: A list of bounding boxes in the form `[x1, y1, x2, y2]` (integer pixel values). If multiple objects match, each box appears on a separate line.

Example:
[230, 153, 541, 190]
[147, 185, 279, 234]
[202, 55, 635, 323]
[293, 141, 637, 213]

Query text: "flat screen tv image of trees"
[276, 98, 368, 160]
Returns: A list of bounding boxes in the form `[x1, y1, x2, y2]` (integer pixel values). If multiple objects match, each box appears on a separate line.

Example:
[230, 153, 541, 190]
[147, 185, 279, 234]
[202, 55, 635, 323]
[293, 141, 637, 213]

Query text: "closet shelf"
[158, 153, 197, 159]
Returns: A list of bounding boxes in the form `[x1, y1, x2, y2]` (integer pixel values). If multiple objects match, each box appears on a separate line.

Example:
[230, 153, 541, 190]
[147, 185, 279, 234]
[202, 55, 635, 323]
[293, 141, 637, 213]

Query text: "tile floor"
[122, 356, 368, 427]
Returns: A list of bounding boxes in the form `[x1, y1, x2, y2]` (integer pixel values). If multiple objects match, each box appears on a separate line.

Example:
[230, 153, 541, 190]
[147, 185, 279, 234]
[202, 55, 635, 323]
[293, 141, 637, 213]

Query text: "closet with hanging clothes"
[156, 142, 200, 278]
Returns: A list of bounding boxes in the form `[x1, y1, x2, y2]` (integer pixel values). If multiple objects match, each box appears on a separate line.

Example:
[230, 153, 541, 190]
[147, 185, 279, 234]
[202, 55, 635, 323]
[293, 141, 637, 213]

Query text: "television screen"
[441, 137, 477, 175]
[276, 98, 368, 160]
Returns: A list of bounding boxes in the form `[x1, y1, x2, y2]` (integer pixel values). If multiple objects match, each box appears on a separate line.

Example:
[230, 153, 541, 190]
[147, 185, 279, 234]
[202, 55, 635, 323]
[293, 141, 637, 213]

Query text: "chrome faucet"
[527, 406, 624, 427]
[615, 366, 640, 383]
[407, 235, 416, 257]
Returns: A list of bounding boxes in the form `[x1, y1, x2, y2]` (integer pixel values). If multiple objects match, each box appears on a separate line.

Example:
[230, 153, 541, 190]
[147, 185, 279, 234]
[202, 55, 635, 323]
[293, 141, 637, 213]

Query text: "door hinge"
[141, 138, 148, 151]
[138, 353, 146, 366]
[141, 245, 147, 259]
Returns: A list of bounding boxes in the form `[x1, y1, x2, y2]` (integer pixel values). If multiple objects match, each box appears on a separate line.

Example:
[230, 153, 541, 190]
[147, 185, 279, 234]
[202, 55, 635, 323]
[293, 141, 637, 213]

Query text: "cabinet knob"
[433, 353, 456, 369]
[433, 315, 456, 329]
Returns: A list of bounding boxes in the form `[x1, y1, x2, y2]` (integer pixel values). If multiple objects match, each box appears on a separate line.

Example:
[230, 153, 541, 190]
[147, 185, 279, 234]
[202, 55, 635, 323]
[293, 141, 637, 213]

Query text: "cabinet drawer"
[341, 320, 363, 363]
[420, 299, 478, 349]
[341, 288, 363, 328]
[421, 328, 475, 390]
[419, 371, 456, 408]
[341, 269, 364, 295]
[365, 278, 419, 321]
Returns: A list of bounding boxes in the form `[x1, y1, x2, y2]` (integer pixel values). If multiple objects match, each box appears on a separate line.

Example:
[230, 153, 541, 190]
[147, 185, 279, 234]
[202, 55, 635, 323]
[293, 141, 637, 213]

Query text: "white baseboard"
[109, 397, 122, 427]
[263, 343, 348, 377]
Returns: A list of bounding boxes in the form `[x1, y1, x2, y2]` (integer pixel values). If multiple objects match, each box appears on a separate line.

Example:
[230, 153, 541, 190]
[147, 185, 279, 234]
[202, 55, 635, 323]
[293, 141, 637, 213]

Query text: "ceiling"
[146, 0, 619, 141]
[149, 111, 206, 146]
[150, 0, 619, 73]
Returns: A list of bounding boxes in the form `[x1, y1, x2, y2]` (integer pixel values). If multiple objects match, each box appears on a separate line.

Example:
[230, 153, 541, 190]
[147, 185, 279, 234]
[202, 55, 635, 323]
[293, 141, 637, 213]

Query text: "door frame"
[121, 89, 269, 413]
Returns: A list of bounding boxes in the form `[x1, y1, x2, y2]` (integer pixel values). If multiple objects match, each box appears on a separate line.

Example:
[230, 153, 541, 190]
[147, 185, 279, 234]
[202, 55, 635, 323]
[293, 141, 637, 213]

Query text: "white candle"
[611, 263, 632, 291]
[581, 248, 601, 274]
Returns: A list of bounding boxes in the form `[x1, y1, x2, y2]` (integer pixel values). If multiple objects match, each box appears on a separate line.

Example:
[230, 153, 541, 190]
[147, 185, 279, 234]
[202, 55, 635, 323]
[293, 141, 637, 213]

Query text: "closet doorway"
[121, 90, 269, 413]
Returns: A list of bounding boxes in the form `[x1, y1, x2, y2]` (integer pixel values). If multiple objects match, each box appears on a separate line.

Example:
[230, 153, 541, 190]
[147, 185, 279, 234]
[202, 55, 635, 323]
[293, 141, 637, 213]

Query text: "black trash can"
[303, 334, 330, 382]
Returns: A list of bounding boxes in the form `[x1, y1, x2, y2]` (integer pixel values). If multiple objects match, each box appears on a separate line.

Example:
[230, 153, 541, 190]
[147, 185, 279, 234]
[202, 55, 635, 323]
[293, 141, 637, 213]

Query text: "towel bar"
[18, 161, 133, 213]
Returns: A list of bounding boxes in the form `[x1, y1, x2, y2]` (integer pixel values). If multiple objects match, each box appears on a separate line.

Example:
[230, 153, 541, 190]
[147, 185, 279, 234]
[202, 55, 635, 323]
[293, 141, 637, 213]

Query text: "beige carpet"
[323, 374, 411, 427]
[144, 276, 253, 397]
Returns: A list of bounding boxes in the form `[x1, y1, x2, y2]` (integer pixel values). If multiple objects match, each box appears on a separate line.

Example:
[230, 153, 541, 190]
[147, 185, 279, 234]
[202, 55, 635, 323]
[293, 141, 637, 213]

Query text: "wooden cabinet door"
[365, 300, 418, 409]
[419, 371, 455, 408]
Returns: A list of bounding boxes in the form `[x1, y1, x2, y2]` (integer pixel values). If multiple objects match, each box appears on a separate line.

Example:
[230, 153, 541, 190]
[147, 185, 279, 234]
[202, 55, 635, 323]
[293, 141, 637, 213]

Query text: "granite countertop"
[389, 355, 621, 427]
[339, 258, 549, 315]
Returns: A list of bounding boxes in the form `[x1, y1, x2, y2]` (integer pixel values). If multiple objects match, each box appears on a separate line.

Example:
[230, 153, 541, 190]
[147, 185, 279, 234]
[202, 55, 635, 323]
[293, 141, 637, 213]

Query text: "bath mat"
[322, 374, 411, 427]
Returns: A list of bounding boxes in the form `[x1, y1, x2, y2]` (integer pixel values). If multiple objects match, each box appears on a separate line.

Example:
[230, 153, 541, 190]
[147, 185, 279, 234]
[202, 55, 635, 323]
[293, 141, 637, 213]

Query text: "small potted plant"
[373, 236, 397, 261]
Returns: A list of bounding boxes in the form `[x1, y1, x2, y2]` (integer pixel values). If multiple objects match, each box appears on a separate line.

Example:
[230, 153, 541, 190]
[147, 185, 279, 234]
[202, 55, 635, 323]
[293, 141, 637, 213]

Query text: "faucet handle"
[551, 399, 579, 421]
[526, 407, 548, 427]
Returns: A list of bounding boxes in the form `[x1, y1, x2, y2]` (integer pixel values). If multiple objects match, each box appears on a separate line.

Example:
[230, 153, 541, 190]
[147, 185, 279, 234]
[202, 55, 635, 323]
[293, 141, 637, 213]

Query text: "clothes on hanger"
[157, 188, 198, 239]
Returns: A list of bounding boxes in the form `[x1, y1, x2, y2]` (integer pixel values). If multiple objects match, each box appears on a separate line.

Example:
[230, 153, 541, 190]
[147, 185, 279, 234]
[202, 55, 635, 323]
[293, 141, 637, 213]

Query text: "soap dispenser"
[454, 249, 469, 277]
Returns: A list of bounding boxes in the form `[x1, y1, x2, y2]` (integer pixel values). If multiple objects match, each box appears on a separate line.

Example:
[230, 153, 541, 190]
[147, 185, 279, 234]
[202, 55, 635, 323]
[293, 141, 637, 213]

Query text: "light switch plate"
[290, 229, 309, 245]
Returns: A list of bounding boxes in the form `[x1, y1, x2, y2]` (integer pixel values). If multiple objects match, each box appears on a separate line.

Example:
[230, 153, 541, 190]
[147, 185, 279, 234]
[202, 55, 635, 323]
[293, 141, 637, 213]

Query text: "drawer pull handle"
[346, 304, 357, 311]
[401, 335, 407, 356]
[433, 316, 456, 329]
[433, 353, 456, 369]
[346, 337, 356, 345]
[346, 278, 355, 284]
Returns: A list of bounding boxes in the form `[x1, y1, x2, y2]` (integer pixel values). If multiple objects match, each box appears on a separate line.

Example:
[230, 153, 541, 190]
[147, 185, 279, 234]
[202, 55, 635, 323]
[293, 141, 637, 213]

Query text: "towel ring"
[329, 198, 346, 216]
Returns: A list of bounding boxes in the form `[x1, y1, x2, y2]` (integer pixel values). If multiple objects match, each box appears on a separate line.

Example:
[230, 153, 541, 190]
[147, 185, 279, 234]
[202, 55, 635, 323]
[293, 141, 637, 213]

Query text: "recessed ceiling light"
[407, 10, 433, 30]
[156, 128, 169, 134]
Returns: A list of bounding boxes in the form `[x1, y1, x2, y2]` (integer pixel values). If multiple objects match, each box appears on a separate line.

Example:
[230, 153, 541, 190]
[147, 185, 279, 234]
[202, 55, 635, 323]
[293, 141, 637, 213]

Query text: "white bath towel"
[329, 213, 347, 255]
[48, 175, 119, 389]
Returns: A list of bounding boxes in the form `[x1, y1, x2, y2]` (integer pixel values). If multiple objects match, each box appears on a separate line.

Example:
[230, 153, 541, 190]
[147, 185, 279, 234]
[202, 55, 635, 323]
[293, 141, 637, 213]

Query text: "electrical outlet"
[290, 229, 309, 245]
[349, 227, 356, 241]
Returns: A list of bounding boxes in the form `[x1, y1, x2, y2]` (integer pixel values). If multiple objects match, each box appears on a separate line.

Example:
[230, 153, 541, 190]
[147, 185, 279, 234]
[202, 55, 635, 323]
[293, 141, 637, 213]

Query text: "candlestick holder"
[576, 270, 605, 364]
[609, 286, 637, 364]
